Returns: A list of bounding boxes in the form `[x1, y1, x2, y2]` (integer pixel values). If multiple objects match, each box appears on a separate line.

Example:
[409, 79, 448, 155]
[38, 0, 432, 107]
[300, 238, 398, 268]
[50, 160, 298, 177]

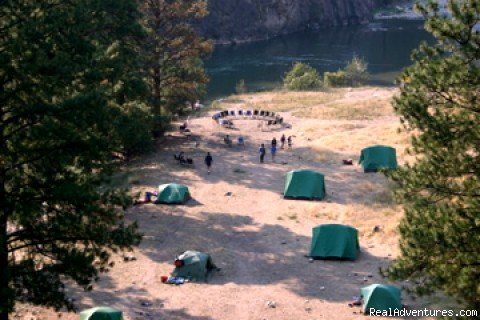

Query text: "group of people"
[224, 134, 245, 148]
[179, 134, 292, 176]
[174, 152, 194, 165]
[258, 134, 292, 163]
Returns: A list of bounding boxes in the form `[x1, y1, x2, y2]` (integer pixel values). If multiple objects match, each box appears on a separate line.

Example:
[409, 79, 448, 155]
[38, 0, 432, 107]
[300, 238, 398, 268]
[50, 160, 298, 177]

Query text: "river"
[205, 18, 433, 99]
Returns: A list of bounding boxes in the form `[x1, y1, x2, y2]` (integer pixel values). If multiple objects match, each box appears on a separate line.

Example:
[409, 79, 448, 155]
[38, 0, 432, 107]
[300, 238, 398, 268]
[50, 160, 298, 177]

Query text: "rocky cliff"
[200, 0, 384, 44]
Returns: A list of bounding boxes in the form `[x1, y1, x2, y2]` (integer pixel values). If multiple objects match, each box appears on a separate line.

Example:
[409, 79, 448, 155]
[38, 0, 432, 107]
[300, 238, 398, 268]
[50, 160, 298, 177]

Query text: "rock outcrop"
[199, 0, 382, 44]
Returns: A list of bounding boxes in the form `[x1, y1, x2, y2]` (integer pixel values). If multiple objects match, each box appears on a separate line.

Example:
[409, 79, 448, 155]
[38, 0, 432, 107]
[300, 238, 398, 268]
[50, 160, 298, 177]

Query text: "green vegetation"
[382, 0, 480, 312]
[236, 79, 248, 94]
[283, 62, 322, 91]
[0, 0, 211, 318]
[324, 56, 369, 88]
[141, 0, 213, 134]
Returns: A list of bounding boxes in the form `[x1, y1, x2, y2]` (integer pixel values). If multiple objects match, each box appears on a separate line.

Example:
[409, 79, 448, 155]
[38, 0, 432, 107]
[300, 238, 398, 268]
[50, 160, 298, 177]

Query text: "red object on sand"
[161, 276, 168, 283]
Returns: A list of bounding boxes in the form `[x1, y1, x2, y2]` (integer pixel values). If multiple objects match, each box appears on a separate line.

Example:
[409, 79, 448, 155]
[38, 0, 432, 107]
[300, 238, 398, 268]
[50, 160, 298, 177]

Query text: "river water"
[205, 19, 432, 99]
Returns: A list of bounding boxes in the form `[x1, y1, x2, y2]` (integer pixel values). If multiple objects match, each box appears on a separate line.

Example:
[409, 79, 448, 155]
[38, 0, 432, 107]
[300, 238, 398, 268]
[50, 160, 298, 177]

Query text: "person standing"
[271, 137, 277, 149]
[238, 136, 245, 149]
[280, 134, 286, 149]
[259, 144, 266, 163]
[205, 152, 213, 174]
[287, 136, 293, 149]
[271, 144, 277, 162]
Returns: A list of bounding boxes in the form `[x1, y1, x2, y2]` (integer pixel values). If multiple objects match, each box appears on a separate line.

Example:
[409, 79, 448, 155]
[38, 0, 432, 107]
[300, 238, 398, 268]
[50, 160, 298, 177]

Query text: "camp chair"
[229, 110, 235, 117]
[246, 110, 252, 117]
[260, 110, 265, 117]
[253, 110, 259, 118]
[238, 110, 243, 117]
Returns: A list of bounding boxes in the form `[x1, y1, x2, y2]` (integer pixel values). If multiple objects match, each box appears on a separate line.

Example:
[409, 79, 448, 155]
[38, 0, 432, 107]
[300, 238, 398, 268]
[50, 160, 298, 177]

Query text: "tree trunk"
[0, 176, 9, 320]
[0, 106, 9, 320]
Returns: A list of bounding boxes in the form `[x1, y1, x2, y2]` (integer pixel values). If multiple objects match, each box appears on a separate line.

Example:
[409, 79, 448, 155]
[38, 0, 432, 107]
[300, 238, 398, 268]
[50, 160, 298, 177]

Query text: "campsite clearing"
[16, 87, 436, 320]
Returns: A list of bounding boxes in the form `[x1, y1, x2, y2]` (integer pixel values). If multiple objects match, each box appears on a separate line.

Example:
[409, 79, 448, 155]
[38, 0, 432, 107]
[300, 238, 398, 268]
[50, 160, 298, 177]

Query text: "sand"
[13, 88, 432, 320]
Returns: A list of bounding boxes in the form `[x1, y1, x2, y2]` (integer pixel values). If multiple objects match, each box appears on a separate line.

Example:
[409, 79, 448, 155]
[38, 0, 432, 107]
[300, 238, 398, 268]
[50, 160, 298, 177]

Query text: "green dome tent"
[359, 145, 397, 172]
[361, 284, 403, 314]
[284, 170, 326, 200]
[80, 307, 123, 320]
[309, 224, 359, 260]
[155, 183, 190, 204]
[171, 250, 217, 282]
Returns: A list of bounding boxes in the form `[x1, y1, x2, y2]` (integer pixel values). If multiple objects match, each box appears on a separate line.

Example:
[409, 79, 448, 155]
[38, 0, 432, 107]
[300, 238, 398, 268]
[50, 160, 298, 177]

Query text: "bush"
[236, 79, 247, 94]
[344, 56, 369, 86]
[323, 56, 370, 88]
[324, 71, 348, 87]
[114, 103, 153, 157]
[283, 62, 322, 91]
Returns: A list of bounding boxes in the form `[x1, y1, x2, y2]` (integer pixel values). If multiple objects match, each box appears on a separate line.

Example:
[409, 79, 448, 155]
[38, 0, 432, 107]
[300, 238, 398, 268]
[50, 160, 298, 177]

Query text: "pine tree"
[0, 1, 146, 318]
[382, 0, 480, 312]
[141, 0, 213, 134]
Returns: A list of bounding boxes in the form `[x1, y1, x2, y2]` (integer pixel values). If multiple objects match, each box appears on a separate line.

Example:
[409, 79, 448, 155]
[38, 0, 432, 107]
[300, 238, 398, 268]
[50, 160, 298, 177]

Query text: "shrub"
[236, 79, 247, 93]
[283, 62, 322, 91]
[114, 103, 154, 157]
[344, 56, 369, 86]
[324, 71, 349, 87]
[323, 56, 370, 88]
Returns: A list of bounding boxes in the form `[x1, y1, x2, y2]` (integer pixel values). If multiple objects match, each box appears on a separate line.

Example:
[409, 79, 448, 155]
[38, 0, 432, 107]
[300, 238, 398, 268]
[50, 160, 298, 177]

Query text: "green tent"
[309, 224, 359, 260]
[284, 170, 326, 200]
[172, 250, 216, 282]
[80, 307, 123, 320]
[361, 284, 403, 314]
[359, 145, 397, 172]
[155, 183, 190, 204]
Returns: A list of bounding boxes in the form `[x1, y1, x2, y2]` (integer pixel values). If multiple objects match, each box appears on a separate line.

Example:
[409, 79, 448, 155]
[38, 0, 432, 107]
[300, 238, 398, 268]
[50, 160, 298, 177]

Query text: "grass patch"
[293, 98, 394, 120]
[211, 87, 397, 120]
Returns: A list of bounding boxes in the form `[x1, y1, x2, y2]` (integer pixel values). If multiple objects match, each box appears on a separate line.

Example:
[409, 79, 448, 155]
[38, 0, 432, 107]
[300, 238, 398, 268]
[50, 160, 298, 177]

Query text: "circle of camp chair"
[361, 284, 403, 315]
[309, 224, 360, 260]
[171, 250, 217, 282]
[80, 307, 123, 320]
[284, 170, 326, 200]
[213, 109, 283, 128]
[155, 183, 191, 204]
[359, 145, 398, 173]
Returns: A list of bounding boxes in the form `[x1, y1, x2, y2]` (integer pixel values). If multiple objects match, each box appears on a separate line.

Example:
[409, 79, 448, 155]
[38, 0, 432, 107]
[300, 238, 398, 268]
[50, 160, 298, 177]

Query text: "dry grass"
[210, 87, 398, 120]
[293, 97, 394, 120]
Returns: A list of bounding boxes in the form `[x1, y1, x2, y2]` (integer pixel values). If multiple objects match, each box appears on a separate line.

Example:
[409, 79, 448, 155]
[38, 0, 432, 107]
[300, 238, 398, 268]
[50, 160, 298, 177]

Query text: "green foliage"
[113, 103, 153, 157]
[236, 79, 247, 94]
[141, 0, 213, 134]
[323, 56, 369, 88]
[0, 0, 146, 316]
[283, 62, 322, 91]
[324, 71, 349, 87]
[344, 56, 369, 86]
[382, 0, 480, 312]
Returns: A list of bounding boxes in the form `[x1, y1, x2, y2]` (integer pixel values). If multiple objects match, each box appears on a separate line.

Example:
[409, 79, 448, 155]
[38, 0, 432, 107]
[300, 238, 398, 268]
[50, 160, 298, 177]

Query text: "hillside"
[200, 0, 396, 44]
